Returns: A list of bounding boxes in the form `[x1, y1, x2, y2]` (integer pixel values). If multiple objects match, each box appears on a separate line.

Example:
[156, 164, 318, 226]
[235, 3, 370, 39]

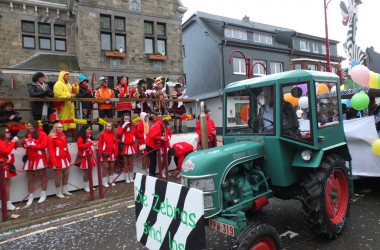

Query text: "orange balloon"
[317, 84, 329, 94]
[284, 93, 299, 106]
[240, 104, 250, 125]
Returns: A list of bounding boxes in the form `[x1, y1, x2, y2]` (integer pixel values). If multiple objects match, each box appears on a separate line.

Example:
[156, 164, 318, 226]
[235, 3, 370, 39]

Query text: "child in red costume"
[0, 127, 20, 210]
[114, 75, 132, 118]
[48, 123, 72, 198]
[117, 113, 137, 183]
[76, 125, 97, 192]
[99, 122, 118, 188]
[22, 120, 49, 206]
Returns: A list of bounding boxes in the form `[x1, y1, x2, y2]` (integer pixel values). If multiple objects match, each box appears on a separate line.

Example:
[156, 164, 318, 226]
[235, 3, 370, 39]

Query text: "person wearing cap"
[131, 79, 151, 115]
[27, 72, 54, 123]
[114, 75, 132, 118]
[95, 76, 115, 131]
[75, 75, 93, 119]
[171, 83, 186, 133]
[0, 101, 22, 137]
[53, 70, 77, 137]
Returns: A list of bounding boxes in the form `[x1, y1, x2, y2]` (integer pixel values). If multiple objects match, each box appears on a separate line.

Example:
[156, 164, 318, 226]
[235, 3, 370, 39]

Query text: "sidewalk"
[0, 173, 181, 234]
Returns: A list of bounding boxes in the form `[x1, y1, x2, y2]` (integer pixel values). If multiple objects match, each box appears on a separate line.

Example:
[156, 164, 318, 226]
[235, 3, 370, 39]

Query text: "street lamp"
[228, 50, 252, 78]
[324, 0, 332, 72]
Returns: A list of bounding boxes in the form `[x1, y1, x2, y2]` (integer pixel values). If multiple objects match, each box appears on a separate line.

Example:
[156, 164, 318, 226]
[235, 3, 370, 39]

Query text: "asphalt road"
[0, 178, 379, 250]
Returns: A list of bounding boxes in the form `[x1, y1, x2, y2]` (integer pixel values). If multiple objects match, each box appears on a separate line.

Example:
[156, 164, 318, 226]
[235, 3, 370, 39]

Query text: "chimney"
[242, 15, 250, 22]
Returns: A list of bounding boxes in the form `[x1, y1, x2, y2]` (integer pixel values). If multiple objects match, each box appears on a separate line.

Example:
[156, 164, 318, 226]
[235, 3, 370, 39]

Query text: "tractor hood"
[181, 141, 264, 177]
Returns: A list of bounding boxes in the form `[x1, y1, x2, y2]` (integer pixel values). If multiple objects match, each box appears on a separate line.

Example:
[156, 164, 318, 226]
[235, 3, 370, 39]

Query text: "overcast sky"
[180, 0, 379, 67]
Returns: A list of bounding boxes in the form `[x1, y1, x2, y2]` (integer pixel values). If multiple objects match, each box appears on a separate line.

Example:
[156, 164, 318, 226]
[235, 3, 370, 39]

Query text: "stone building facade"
[0, 0, 187, 101]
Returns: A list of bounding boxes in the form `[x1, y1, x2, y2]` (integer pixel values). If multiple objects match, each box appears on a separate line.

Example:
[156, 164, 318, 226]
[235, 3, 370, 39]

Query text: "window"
[294, 64, 302, 70]
[38, 23, 51, 35]
[253, 34, 273, 45]
[21, 20, 66, 51]
[321, 45, 326, 54]
[300, 40, 310, 51]
[225, 28, 247, 40]
[316, 81, 340, 128]
[39, 37, 51, 50]
[144, 21, 167, 55]
[233, 58, 246, 75]
[23, 35, 35, 49]
[100, 15, 126, 52]
[270, 62, 283, 74]
[308, 64, 317, 71]
[321, 65, 326, 72]
[22, 21, 34, 33]
[55, 39, 66, 51]
[312, 43, 319, 53]
[252, 60, 267, 76]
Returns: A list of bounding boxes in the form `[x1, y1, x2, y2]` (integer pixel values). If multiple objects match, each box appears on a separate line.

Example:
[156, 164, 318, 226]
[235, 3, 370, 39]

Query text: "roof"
[225, 70, 340, 91]
[8, 53, 80, 72]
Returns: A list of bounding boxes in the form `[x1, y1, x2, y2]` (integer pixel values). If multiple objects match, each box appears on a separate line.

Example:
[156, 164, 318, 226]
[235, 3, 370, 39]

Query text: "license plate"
[208, 219, 234, 237]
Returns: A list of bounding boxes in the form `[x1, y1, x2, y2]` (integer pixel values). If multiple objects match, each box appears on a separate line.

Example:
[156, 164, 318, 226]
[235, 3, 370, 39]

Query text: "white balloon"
[298, 96, 309, 109]
[296, 109, 303, 118]
[331, 86, 337, 92]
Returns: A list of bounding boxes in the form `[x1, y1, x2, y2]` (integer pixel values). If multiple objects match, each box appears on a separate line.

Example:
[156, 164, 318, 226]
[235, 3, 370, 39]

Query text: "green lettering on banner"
[188, 213, 196, 229]
[134, 187, 148, 207]
[143, 221, 163, 244]
[152, 193, 160, 212]
[168, 231, 185, 250]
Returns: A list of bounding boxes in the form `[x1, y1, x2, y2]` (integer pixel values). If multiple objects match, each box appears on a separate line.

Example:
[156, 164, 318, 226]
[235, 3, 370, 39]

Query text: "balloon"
[293, 84, 308, 96]
[351, 60, 359, 68]
[284, 93, 299, 107]
[298, 96, 309, 109]
[291, 87, 303, 98]
[296, 109, 303, 118]
[372, 139, 380, 156]
[340, 84, 345, 91]
[341, 99, 351, 108]
[331, 86, 337, 92]
[369, 71, 378, 89]
[378, 74, 380, 88]
[317, 84, 329, 93]
[350, 65, 370, 87]
[351, 90, 369, 111]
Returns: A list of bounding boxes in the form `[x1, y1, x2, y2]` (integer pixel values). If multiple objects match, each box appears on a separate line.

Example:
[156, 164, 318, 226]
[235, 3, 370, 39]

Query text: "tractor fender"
[291, 143, 351, 168]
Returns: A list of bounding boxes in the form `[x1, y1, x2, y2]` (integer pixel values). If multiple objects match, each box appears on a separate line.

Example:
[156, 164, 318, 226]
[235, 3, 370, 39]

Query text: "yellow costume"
[53, 71, 76, 131]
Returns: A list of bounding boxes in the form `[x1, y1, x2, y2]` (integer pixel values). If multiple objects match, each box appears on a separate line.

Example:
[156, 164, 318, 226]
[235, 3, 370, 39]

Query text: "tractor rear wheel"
[231, 223, 281, 250]
[301, 154, 350, 239]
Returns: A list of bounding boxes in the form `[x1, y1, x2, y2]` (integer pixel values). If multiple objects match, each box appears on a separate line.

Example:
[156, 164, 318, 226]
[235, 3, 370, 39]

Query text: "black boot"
[173, 125, 178, 133]
[178, 125, 183, 133]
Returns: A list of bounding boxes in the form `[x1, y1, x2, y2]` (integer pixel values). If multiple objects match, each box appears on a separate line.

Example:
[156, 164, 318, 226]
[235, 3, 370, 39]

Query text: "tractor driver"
[256, 86, 274, 133]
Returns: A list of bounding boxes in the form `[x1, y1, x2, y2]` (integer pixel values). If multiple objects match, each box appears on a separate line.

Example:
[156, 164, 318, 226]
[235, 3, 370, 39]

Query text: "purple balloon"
[293, 84, 308, 96]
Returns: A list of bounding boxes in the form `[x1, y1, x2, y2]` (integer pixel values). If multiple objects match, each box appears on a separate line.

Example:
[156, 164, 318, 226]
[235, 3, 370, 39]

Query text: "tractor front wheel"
[301, 154, 350, 239]
[231, 223, 281, 250]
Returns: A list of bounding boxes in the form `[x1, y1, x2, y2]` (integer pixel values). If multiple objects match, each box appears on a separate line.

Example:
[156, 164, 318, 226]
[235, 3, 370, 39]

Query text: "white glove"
[122, 122, 130, 128]
[30, 141, 36, 146]
[145, 90, 152, 96]
[144, 134, 146, 140]
[127, 127, 130, 132]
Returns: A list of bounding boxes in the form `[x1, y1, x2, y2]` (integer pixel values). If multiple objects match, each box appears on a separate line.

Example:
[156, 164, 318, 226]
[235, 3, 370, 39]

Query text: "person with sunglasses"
[21, 120, 49, 206]
[0, 127, 19, 210]
[75, 125, 97, 192]
[48, 123, 72, 198]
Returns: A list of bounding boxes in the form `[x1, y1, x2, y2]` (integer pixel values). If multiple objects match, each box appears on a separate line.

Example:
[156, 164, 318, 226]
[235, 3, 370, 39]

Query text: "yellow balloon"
[283, 93, 299, 107]
[372, 139, 380, 156]
[369, 71, 378, 89]
[340, 85, 345, 90]
[317, 84, 329, 93]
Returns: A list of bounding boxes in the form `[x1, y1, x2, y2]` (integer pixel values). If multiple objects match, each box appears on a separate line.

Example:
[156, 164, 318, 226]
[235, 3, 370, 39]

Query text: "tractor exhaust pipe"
[200, 102, 208, 150]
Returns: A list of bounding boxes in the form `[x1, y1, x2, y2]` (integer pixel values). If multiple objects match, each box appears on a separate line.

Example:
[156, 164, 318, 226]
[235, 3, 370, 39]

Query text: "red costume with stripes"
[0, 139, 17, 178]
[76, 135, 97, 169]
[47, 132, 71, 169]
[117, 123, 137, 155]
[98, 130, 118, 161]
[22, 127, 49, 171]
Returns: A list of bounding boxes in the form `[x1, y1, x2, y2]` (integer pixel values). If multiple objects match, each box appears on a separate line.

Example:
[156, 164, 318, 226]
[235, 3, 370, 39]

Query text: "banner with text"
[135, 173, 206, 250]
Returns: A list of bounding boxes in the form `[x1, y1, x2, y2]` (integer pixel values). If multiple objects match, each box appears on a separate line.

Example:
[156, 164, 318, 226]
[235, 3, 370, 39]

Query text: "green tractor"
[181, 70, 351, 249]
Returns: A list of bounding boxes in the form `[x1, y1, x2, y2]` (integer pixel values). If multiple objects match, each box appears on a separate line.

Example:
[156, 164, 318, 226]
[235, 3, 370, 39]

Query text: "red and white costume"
[0, 139, 17, 178]
[76, 135, 97, 169]
[114, 84, 132, 112]
[172, 142, 195, 172]
[160, 126, 172, 154]
[98, 130, 118, 161]
[47, 132, 71, 169]
[22, 127, 49, 171]
[117, 123, 137, 155]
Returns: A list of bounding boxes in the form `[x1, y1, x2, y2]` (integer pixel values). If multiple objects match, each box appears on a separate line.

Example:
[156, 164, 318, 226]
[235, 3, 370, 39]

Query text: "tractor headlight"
[188, 178, 215, 192]
[301, 150, 313, 161]
[203, 194, 214, 209]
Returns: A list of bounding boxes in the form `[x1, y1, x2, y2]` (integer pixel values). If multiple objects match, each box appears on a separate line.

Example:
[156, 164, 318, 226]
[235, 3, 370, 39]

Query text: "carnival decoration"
[350, 90, 369, 111]
[372, 139, 380, 156]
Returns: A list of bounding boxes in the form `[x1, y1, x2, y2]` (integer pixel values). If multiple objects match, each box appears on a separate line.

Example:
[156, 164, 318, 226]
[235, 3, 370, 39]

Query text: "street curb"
[0, 195, 134, 234]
